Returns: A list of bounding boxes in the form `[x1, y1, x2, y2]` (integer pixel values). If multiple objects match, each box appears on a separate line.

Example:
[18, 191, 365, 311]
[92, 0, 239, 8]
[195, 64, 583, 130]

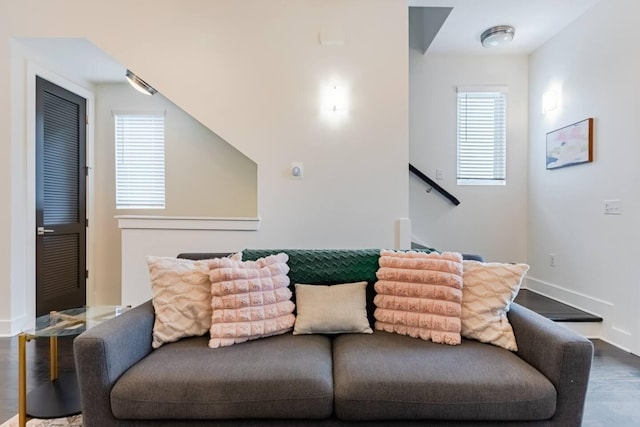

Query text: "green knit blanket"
[241, 249, 383, 285]
[242, 248, 437, 322]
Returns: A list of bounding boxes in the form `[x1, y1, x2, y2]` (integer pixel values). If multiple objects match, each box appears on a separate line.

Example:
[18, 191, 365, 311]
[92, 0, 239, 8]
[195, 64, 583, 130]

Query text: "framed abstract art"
[546, 118, 593, 170]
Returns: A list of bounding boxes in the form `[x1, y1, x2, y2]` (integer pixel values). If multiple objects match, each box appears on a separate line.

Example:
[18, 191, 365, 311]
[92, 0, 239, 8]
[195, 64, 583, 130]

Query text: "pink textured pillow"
[374, 250, 464, 345]
[208, 253, 295, 348]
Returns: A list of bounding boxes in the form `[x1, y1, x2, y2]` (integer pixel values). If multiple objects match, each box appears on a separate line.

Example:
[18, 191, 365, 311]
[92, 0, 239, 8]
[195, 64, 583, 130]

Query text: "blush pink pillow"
[374, 250, 464, 345]
[208, 253, 295, 348]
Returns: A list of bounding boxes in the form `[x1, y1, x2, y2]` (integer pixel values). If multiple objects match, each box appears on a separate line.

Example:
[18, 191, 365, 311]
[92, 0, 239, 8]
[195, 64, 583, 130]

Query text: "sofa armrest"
[73, 300, 155, 426]
[508, 302, 593, 427]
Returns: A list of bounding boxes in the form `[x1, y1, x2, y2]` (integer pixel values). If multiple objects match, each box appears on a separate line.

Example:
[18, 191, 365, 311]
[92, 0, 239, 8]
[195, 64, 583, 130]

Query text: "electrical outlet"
[549, 253, 556, 267]
[604, 199, 621, 215]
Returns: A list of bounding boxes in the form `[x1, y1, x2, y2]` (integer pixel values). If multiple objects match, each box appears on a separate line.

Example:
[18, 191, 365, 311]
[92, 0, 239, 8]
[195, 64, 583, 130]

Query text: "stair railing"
[409, 163, 460, 206]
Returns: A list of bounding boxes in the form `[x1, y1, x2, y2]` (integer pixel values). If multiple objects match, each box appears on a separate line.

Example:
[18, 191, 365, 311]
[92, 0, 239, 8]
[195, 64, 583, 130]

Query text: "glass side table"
[18, 306, 129, 427]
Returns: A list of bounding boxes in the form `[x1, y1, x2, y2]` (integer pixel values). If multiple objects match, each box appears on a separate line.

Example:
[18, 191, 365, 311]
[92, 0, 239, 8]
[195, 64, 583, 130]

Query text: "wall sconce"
[126, 69, 157, 95]
[323, 84, 347, 112]
[542, 90, 558, 114]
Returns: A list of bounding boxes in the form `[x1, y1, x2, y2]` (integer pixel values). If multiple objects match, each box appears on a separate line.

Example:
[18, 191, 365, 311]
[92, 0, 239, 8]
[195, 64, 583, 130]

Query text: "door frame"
[25, 61, 95, 328]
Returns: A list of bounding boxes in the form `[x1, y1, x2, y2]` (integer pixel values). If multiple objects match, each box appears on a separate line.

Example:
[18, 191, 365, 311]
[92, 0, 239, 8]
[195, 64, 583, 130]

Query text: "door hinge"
[85, 270, 89, 279]
[85, 166, 90, 176]
[85, 115, 89, 125]
[85, 218, 89, 228]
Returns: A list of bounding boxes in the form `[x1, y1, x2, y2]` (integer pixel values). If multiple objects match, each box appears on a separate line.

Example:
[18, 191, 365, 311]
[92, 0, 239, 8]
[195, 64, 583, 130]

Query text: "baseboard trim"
[0, 320, 11, 337]
[0, 313, 28, 337]
[524, 277, 612, 319]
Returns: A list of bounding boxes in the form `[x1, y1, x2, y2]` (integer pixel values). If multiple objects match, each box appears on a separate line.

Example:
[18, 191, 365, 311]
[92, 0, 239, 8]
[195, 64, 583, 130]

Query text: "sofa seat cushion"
[333, 331, 556, 422]
[111, 334, 333, 420]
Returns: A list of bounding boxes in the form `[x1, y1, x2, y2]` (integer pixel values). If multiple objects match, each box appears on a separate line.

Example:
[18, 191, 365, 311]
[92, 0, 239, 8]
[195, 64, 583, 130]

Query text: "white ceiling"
[16, 1, 602, 84]
[17, 38, 126, 84]
[409, 0, 602, 54]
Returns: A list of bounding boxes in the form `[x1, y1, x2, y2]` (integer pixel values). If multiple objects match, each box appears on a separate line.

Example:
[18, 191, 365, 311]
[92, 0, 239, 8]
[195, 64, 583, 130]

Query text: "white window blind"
[114, 112, 165, 209]
[456, 87, 507, 186]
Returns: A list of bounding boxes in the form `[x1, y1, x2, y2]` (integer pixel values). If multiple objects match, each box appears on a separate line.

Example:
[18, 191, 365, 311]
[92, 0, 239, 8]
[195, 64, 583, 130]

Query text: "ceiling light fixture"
[125, 69, 157, 95]
[480, 25, 515, 48]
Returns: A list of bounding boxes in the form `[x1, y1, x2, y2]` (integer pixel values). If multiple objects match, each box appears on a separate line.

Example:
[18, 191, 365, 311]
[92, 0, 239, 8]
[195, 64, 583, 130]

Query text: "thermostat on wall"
[291, 162, 303, 180]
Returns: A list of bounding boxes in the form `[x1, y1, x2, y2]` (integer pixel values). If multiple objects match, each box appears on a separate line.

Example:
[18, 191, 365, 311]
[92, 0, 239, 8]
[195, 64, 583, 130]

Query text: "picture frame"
[546, 118, 593, 170]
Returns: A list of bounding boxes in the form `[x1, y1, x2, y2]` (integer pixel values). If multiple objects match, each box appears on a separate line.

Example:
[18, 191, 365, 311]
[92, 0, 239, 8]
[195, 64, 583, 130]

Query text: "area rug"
[0, 415, 82, 427]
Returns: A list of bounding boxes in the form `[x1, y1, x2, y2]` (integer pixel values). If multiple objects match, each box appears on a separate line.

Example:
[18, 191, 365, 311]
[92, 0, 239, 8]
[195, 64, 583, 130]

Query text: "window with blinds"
[114, 112, 165, 209]
[456, 87, 507, 186]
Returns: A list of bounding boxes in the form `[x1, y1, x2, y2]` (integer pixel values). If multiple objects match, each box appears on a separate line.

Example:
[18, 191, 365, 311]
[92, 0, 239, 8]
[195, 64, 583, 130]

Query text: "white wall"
[0, 0, 409, 334]
[94, 83, 257, 305]
[410, 51, 529, 262]
[528, 0, 640, 354]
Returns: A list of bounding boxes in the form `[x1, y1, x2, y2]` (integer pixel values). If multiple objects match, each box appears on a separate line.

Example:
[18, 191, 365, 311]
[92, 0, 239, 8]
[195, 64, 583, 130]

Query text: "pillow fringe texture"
[374, 250, 464, 346]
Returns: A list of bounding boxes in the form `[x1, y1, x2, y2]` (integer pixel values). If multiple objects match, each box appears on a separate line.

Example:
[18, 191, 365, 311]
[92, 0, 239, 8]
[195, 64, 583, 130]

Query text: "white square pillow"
[208, 253, 295, 348]
[293, 282, 372, 335]
[147, 253, 241, 348]
[461, 260, 530, 351]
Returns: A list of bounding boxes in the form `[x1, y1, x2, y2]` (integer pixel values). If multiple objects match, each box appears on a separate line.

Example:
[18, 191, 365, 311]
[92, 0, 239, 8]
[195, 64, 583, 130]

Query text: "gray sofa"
[74, 250, 593, 426]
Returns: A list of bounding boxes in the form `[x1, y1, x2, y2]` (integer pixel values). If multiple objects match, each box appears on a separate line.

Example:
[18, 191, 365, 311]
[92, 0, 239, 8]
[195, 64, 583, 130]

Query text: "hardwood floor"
[583, 339, 640, 426]
[0, 335, 76, 423]
[0, 335, 638, 425]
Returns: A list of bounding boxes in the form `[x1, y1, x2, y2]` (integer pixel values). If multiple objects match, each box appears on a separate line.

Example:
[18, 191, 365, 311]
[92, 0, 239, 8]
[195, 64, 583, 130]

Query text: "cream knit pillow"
[147, 253, 241, 349]
[461, 260, 530, 351]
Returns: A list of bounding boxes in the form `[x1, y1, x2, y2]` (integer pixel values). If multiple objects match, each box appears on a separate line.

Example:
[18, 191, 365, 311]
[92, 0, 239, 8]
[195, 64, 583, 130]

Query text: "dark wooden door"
[35, 77, 87, 316]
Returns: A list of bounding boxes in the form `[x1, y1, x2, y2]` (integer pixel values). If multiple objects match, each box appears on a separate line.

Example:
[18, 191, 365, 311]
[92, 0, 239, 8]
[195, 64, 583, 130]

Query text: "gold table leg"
[18, 334, 56, 427]
[50, 336, 58, 381]
[18, 333, 29, 427]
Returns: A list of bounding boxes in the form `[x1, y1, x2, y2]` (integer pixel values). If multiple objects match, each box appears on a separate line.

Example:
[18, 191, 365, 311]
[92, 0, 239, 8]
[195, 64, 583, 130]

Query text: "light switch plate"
[604, 199, 621, 215]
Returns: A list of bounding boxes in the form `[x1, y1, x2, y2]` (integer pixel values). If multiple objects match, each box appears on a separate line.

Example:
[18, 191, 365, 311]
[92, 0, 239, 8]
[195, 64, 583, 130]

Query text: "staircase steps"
[515, 289, 603, 323]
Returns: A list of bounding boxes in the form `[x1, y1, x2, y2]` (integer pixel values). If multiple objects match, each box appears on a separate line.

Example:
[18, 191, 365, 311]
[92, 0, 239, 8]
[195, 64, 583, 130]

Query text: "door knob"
[37, 227, 54, 235]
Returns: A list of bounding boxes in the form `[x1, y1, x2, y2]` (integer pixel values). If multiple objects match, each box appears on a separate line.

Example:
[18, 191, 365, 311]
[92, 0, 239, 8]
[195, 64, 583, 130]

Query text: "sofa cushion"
[111, 334, 333, 420]
[208, 253, 295, 348]
[147, 254, 240, 349]
[332, 331, 556, 422]
[461, 260, 530, 351]
[374, 250, 464, 345]
[293, 281, 372, 335]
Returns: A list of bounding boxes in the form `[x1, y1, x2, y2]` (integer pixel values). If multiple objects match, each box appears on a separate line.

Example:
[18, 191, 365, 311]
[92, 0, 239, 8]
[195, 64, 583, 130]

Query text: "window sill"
[457, 179, 506, 186]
